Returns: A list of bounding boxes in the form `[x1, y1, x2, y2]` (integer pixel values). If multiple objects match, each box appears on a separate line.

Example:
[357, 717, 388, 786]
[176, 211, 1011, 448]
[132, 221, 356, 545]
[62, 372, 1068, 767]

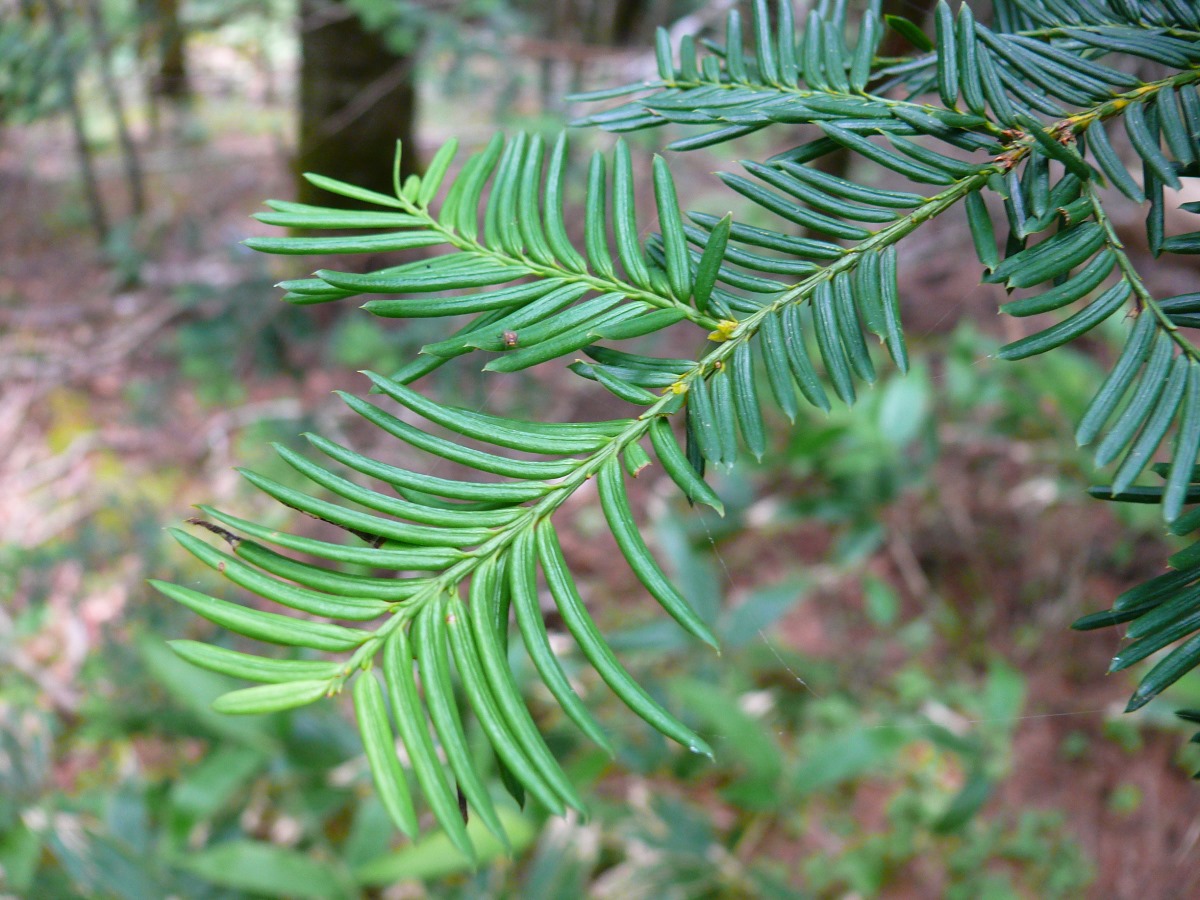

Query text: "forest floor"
[5, 90, 1200, 898]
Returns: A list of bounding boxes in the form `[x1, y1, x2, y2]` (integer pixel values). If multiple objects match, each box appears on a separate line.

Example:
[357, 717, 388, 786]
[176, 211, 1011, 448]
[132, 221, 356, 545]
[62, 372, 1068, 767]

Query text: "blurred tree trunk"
[43, 0, 109, 243]
[153, 0, 190, 99]
[607, 0, 672, 46]
[138, 0, 190, 99]
[86, 0, 145, 215]
[137, 0, 191, 139]
[529, 0, 675, 113]
[297, 1, 420, 207]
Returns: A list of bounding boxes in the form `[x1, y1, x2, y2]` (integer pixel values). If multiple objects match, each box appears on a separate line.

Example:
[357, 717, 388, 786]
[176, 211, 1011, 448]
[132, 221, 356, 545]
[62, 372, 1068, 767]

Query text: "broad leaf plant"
[159, 0, 1200, 859]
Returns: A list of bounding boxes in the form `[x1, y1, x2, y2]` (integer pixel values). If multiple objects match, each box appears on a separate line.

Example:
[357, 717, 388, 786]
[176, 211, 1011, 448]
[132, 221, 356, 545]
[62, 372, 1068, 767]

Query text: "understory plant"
[158, 0, 1200, 859]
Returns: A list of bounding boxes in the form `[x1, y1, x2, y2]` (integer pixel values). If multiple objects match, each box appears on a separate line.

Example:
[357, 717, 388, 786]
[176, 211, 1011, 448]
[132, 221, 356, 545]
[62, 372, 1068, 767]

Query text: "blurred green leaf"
[46, 823, 167, 900]
[877, 364, 931, 448]
[169, 745, 267, 825]
[673, 678, 782, 805]
[0, 822, 40, 894]
[863, 576, 900, 627]
[982, 661, 1026, 734]
[178, 840, 352, 899]
[1106, 782, 1143, 815]
[792, 726, 910, 797]
[341, 796, 395, 870]
[654, 511, 722, 628]
[136, 635, 278, 751]
[932, 770, 994, 833]
[355, 806, 536, 884]
[104, 785, 151, 858]
[606, 619, 691, 654]
[719, 578, 809, 648]
[521, 819, 596, 899]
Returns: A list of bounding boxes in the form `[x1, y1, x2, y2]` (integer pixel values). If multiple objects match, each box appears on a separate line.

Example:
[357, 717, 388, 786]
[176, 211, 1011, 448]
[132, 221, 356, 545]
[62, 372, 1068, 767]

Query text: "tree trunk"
[44, 0, 109, 243]
[86, 0, 146, 216]
[157, 0, 188, 99]
[137, 0, 190, 140]
[139, 0, 190, 100]
[297, 1, 420, 207]
[607, 0, 671, 46]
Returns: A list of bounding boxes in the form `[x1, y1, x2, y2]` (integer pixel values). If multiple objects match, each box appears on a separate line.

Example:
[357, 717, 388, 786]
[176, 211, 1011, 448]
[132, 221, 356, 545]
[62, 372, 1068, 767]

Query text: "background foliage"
[4, 0, 1200, 896]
